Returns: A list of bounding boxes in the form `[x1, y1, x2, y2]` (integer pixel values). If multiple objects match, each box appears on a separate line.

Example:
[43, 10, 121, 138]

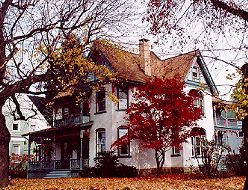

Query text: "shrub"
[225, 146, 246, 176]
[196, 140, 230, 177]
[83, 151, 137, 178]
[116, 164, 138, 178]
[94, 151, 119, 177]
[9, 153, 29, 178]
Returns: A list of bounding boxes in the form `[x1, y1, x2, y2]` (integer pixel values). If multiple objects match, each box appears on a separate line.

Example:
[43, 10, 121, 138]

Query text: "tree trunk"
[155, 148, 165, 176]
[0, 106, 10, 187]
[243, 116, 248, 190]
[240, 63, 248, 190]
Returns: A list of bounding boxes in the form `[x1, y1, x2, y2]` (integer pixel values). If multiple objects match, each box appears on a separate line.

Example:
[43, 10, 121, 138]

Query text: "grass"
[3, 175, 245, 190]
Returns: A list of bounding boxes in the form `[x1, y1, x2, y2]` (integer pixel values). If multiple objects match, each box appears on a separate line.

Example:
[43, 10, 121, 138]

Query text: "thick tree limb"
[210, 0, 248, 21]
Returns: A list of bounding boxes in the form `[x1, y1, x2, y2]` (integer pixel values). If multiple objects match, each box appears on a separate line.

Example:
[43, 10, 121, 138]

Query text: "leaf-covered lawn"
[4, 176, 245, 190]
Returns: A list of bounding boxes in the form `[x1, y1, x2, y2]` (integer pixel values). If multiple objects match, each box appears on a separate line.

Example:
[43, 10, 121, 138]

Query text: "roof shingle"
[94, 41, 198, 82]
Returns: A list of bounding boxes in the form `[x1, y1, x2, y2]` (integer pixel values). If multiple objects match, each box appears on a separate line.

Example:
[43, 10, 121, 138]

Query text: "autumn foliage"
[4, 176, 245, 190]
[115, 77, 201, 175]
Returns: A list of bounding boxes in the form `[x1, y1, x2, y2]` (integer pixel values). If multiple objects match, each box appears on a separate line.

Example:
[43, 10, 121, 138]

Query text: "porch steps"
[43, 170, 72, 178]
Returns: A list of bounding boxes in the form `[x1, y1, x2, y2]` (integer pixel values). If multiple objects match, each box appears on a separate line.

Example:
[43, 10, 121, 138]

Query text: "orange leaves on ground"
[4, 176, 245, 190]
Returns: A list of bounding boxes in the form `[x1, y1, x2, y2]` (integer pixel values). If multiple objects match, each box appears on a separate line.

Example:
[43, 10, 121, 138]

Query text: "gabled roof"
[54, 40, 218, 99]
[92, 41, 148, 83]
[150, 50, 197, 80]
[93, 41, 218, 95]
[28, 96, 53, 125]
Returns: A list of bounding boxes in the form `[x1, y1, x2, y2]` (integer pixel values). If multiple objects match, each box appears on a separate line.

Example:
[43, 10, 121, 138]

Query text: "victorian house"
[24, 39, 218, 178]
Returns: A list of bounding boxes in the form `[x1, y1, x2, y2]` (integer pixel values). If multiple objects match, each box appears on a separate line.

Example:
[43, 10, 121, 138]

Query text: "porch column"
[80, 130, 84, 170]
[27, 137, 31, 171]
[53, 135, 56, 169]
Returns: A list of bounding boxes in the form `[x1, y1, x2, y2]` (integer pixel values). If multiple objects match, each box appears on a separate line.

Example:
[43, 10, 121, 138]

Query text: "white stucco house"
[3, 94, 51, 156]
[24, 39, 219, 178]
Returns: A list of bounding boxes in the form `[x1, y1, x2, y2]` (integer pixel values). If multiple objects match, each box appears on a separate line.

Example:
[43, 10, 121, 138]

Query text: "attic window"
[192, 66, 200, 80]
[13, 123, 19, 131]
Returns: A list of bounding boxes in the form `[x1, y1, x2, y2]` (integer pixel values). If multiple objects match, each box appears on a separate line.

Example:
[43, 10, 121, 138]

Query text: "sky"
[112, 0, 248, 100]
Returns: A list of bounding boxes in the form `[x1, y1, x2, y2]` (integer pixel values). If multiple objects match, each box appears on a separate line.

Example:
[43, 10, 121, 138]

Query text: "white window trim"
[12, 121, 20, 131]
[117, 127, 130, 157]
[12, 144, 21, 155]
[96, 128, 106, 155]
[96, 89, 106, 113]
[191, 135, 206, 157]
[117, 86, 128, 110]
[192, 65, 200, 81]
[171, 146, 180, 156]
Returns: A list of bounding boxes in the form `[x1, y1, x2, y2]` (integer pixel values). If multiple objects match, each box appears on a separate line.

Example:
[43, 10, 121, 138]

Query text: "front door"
[61, 140, 71, 169]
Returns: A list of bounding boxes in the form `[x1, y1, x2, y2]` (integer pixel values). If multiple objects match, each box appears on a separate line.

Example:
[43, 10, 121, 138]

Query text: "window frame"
[192, 65, 200, 81]
[239, 131, 244, 138]
[96, 128, 106, 156]
[55, 107, 63, 120]
[12, 123, 19, 131]
[190, 89, 205, 116]
[96, 89, 106, 113]
[12, 144, 20, 155]
[116, 85, 128, 111]
[117, 127, 130, 157]
[216, 131, 223, 145]
[191, 128, 206, 158]
[171, 146, 181, 157]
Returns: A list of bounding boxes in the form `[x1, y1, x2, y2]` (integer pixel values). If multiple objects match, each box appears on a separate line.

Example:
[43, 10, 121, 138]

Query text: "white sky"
[112, 0, 247, 100]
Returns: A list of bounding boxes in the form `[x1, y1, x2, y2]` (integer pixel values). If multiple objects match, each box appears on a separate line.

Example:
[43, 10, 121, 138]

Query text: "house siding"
[3, 94, 50, 156]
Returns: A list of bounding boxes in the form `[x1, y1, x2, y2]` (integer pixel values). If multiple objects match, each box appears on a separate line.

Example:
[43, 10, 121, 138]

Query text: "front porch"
[24, 118, 93, 178]
[29, 158, 89, 171]
[27, 158, 89, 178]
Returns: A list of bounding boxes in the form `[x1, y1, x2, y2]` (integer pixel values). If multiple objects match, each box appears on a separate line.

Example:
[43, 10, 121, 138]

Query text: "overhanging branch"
[210, 0, 248, 21]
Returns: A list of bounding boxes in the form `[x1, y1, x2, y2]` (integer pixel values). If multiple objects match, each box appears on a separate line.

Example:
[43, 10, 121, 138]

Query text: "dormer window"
[192, 66, 200, 80]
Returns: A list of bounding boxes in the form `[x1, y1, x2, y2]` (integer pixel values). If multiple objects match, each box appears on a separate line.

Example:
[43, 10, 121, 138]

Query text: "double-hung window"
[117, 127, 130, 157]
[12, 144, 20, 155]
[96, 89, 106, 113]
[171, 146, 180, 156]
[117, 85, 128, 110]
[192, 66, 200, 81]
[96, 128, 106, 155]
[191, 127, 206, 157]
[190, 89, 205, 116]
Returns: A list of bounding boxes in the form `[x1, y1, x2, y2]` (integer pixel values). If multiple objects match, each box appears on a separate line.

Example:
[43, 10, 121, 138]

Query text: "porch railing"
[28, 159, 89, 171]
[214, 118, 242, 128]
[54, 114, 90, 128]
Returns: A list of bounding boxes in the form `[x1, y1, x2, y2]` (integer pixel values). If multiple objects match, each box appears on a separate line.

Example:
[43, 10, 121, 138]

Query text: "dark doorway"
[61, 139, 72, 169]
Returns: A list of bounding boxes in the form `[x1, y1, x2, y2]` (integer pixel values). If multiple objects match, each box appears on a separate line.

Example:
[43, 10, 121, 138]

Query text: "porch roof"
[22, 121, 93, 138]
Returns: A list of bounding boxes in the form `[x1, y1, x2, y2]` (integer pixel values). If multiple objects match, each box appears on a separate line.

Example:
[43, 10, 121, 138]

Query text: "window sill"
[94, 111, 107, 115]
[171, 154, 181, 157]
[192, 156, 203, 159]
[118, 155, 131, 158]
[116, 109, 127, 112]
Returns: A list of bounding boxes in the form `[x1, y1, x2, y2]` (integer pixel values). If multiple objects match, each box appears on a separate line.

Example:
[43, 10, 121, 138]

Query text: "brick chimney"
[139, 39, 151, 76]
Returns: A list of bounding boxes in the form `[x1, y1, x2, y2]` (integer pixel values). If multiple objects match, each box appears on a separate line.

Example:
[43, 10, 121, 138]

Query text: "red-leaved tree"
[115, 77, 201, 175]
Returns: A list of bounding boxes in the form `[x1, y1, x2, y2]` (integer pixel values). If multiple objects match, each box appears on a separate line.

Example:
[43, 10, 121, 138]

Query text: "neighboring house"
[3, 94, 51, 156]
[213, 98, 243, 154]
[24, 39, 218, 178]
